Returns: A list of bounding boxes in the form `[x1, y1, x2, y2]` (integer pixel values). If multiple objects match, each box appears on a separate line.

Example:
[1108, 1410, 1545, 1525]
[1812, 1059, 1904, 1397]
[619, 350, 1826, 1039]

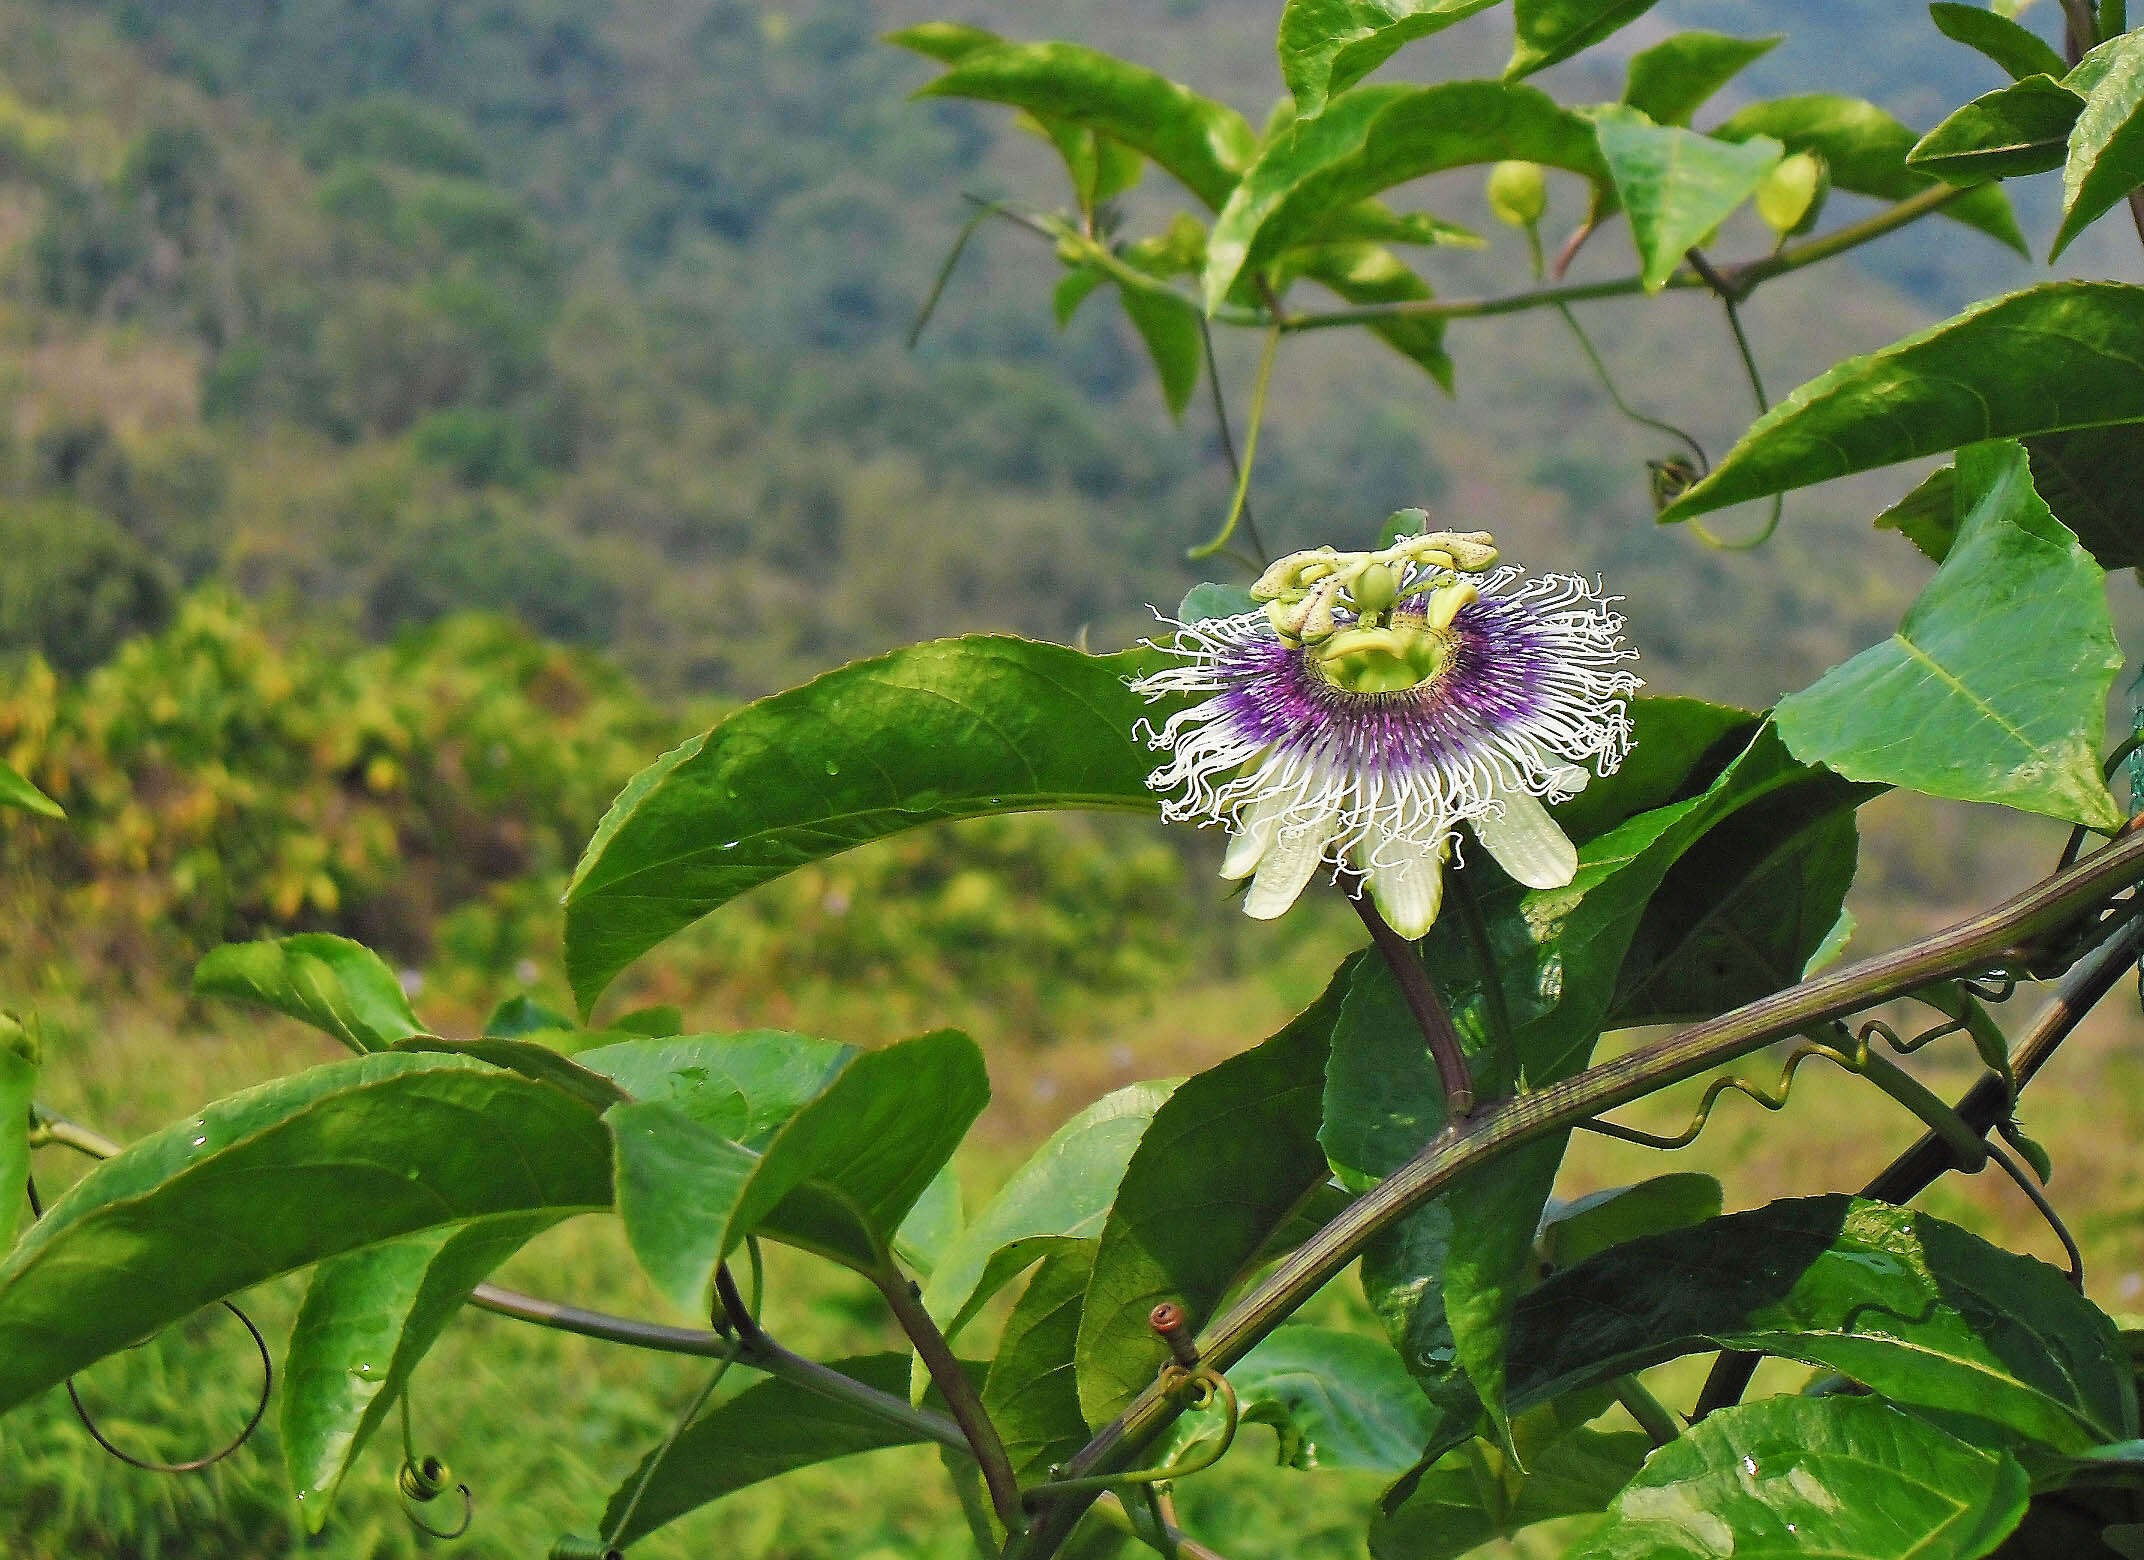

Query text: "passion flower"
[1135, 522, 1640, 936]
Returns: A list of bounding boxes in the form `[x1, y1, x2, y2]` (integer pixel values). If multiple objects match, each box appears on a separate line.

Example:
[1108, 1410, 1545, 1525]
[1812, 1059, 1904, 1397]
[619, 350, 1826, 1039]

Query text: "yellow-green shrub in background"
[0, 591, 1209, 1029]
[0, 590, 675, 970]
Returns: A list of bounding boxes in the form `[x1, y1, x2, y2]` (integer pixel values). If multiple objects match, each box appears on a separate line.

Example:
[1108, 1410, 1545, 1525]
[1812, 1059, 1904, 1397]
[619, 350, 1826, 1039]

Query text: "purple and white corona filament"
[1134, 526, 1640, 937]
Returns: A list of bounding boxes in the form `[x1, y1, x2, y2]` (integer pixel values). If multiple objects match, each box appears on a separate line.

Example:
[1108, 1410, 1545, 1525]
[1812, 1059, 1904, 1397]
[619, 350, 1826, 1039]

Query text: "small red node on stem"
[1148, 1302, 1200, 1367]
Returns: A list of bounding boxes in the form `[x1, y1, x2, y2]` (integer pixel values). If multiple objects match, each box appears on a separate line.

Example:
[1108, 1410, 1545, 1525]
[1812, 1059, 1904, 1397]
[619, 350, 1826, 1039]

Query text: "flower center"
[1310, 622, 1452, 694]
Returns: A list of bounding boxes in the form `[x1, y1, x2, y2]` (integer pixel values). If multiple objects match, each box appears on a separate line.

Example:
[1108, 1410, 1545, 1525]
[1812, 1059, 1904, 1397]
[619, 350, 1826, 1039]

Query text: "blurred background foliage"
[3, 0, 2143, 1555]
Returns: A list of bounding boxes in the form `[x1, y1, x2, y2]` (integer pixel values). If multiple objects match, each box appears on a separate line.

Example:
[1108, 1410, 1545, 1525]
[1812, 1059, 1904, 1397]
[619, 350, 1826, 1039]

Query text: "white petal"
[1472, 787, 1578, 889]
[1243, 812, 1339, 920]
[1366, 839, 1446, 939]
[1220, 789, 1286, 880]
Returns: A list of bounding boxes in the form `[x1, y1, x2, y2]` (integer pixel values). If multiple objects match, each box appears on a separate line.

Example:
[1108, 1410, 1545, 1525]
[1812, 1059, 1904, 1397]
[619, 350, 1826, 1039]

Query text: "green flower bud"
[1486, 160, 1548, 229]
[1755, 152, 1827, 238]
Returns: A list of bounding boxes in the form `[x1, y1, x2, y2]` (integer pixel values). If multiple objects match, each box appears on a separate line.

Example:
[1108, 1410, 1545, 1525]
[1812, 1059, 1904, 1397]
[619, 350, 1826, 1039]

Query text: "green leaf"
[917, 42, 1256, 209]
[883, 22, 1003, 66]
[1117, 285, 1203, 420]
[1276, 0, 1502, 119]
[0, 1016, 37, 1252]
[1371, 1425, 1650, 1559]
[482, 993, 575, 1038]
[563, 637, 1168, 1012]
[390, 1036, 631, 1114]
[1178, 582, 1259, 625]
[1930, 2, 2071, 81]
[577, 1031, 852, 1144]
[191, 934, 423, 1054]
[1074, 962, 1353, 1426]
[1873, 465, 1959, 562]
[1880, 428, 2144, 570]
[1508, 0, 1665, 80]
[1547, 697, 1760, 848]
[1622, 31, 1781, 128]
[1168, 1325, 1437, 1473]
[1563, 1396, 2029, 1560]
[1908, 74, 2083, 181]
[0, 1051, 613, 1415]
[602, 1354, 972, 1546]
[0, 759, 62, 819]
[922, 1080, 1176, 1346]
[2056, 32, 2144, 258]
[608, 1029, 988, 1304]
[613, 1003, 684, 1037]
[2021, 421, 2144, 568]
[1536, 1173, 1723, 1271]
[1593, 109, 1783, 291]
[282, 1213, 560, 1528]
[1712, 94, 2028, 252]
[1774, 440, 2124, 830]
[1608, 807, 1859, 1026]
[1420, 1196, 2137, 1463]
[1054, 266, 1106, 327]
[1284, 242, 1453, 387]
[1658, 282, 2144, 523]
[984, 1240, 1097, 1482]
[1203, 80, 1606, 312]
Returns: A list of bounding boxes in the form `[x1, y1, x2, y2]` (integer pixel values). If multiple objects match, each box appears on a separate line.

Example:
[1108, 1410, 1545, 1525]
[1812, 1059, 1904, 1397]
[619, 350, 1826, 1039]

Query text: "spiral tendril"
[24, 1174, 272, 1474]
[1575, 981, 2016, 1155]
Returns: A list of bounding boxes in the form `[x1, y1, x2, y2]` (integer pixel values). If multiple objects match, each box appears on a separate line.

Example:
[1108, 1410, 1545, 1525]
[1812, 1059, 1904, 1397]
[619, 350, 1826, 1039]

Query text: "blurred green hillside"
[0, 0, 2096, 708]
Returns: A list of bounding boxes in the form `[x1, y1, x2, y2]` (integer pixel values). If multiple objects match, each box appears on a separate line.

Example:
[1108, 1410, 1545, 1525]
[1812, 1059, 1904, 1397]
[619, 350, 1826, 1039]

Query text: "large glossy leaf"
[1536, 1173, 1723, 1271]
[2056, 32, 2144, 258]
[1508, 0, 1664, 80]
[1622, 31, 1780, 128]
[602, 1354, 973, 1546]
[2020, 421, 2144, 568]
[1547, 696, 1758, 847]
[1171, 1325, 1439, 1473]
[917, 42, 1255, 209]
[1659, 282, 2144, 523]
[0, 759, 62, 818]
[391, 1036, 631, 1114]
[1608, 806, 1858, 1026]
[1594, 109, 1782, 290]
[1371, 1424, 1649, 1559]
[563, 637, 1167, 1011]
[192, 934, 423, 1054]
[1908, 75, 2083, 182]
[1774, 440, 2124, 830]
[1929, 2, 2069, 82]
[282, 1213, 561, 1527]
[1563, 1396, 2029, 1560]
[0, 1016, 36, 1252]
[923, 1080, 1176, 1347]
[1873, 425, 2144, 570]
[0, 1051, 613, 1414]
[578, 1031, 853, 1144]
[984, 1240, 1096, 1483]
[1419, 1196, 2136, 1463]
[1202, 80, 1606, 310]
[1712, 94, 2027, 252]
[608, 1029, 988, 1305]
[1276, 0, 1501, 118]
[1074, 962, 1353, 1426]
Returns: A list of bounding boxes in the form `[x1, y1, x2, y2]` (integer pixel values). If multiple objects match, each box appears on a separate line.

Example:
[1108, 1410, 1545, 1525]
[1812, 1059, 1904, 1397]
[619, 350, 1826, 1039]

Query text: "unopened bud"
[1486, 160, 1548, 229]
[1755, 152, 1827, 237]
